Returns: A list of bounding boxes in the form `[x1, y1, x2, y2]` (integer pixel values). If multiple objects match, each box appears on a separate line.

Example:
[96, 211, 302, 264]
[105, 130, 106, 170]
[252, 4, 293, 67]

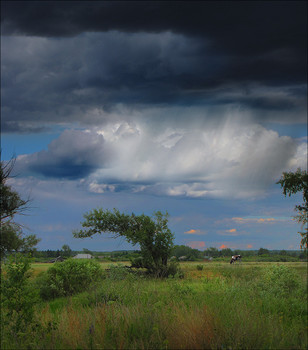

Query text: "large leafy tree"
[73, 208, 174, 275]
[0, 157, 40, 259]
[277, 168, 308, 251]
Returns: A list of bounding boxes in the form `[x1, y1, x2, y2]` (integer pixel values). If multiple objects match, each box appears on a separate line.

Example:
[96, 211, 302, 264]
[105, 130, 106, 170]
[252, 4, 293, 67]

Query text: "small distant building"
[73, 254, 94, 259]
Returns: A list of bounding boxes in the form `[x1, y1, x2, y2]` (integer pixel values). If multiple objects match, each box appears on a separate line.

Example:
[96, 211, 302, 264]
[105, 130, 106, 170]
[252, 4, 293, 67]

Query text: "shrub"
[154, 260, 184, 278]
[107, 264, 131, 280]
[130, 256, 144, 269]
[36, 258, 103, 300]
[165, 261, 181, 277]
[1, 254, 39, 339]
[258, 264, 301, 297]
[196, 264, 204, 271]
[130, 257, 182, 278]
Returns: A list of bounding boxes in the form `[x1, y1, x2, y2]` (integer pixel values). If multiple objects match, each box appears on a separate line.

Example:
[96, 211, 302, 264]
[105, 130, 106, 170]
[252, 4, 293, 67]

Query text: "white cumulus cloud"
[15, 116, 304, 199]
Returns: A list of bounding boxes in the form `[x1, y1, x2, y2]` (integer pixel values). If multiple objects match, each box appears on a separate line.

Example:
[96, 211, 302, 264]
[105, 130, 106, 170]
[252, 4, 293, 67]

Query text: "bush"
[258, 264, 301, 297]
[1, 254, 39, 339]
[196, 264, 204, 271]
[130, 257, 183, 278]
[130, 256, 144, 269]
[36, 258, 103, 300]
[165, 261, 184, 278]
[107, 264, 131, 280]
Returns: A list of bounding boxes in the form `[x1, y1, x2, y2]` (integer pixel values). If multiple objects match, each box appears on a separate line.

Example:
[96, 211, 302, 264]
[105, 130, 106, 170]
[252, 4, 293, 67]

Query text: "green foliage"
[258, 247, 270, 256]
[82, 247, 92, 255]
[73, 208, 174, 276]
[1, 223, 40, 259]
[0, 157, 40, 260]
[220, 248, 233, 257]
[0, 157, 29, 224]
[204, 247, 220, 257]
[107, 264, 131, 280]
[1, 223, 23, 258]
[1, 254, 39, 336]
[277, 168, 308, 251]
[196, 264, 204, 270]
[258, 264, 302, 298]
[255, 254, 299, 262]
[166, 260, 183, 278]
[130, 256, 144, 268]
[61, 244, 72, 257]
[172, 245, 202, 260]
[171, 281, 196, 296]
[36, 259, 103, 300]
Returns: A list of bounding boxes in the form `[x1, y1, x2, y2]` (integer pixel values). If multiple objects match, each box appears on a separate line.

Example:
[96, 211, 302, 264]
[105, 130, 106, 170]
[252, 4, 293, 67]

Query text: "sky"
[1, 1, 307, 252]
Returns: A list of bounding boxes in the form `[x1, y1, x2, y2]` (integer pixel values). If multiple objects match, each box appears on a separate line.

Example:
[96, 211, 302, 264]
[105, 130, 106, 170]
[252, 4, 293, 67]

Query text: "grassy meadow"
[1, 260, 307, 349]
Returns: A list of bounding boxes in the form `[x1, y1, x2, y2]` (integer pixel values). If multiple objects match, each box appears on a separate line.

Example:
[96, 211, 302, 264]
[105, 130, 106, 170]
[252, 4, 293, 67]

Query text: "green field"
[2, 261, 307, 349]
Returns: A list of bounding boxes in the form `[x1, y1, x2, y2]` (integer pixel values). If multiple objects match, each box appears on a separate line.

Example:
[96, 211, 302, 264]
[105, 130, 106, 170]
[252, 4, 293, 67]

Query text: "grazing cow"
[230, 255, 241, 264]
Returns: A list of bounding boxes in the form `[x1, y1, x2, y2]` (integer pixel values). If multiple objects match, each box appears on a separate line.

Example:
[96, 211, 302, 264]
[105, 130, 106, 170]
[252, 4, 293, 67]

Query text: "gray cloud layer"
[1, 2, 307, 134]
[1, 31, 306, 133]
[2, 2, 306, 55]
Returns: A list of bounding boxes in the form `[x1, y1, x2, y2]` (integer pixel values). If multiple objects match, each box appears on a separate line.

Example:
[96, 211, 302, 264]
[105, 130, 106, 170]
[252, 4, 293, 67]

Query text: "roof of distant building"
[73, 254, 93, 259]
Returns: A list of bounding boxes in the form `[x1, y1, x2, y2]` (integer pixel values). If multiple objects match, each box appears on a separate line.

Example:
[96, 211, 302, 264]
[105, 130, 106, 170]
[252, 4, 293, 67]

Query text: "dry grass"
[164, 305, 215, 349]
[34, 301, 216, 350]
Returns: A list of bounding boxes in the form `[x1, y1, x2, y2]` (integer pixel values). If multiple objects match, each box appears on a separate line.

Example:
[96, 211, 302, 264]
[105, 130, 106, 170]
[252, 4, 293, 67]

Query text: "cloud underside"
[15, 118, 306, 199]
[1, 31, 307, 133]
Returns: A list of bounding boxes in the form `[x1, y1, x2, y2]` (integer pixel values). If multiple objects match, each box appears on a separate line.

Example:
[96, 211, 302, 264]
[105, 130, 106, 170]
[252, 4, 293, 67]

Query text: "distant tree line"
[171, 245, 306, 261]
[25, 245, 307, 262]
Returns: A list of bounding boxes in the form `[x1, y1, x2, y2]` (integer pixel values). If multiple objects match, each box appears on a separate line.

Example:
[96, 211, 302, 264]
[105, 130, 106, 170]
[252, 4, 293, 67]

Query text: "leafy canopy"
[277, 168, 308, 251]
[0, 157, 40, 259]
[0, 157, 29, 223]
[73, 208, 174, 274]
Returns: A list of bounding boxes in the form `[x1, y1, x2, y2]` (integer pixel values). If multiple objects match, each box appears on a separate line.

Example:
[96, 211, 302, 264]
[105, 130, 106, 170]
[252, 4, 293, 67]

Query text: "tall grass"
[1, 262, 307, 349]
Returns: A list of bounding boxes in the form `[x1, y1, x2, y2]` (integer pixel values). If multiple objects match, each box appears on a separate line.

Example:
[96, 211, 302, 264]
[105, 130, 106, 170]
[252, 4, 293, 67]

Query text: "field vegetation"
[1, 257, 307, 349]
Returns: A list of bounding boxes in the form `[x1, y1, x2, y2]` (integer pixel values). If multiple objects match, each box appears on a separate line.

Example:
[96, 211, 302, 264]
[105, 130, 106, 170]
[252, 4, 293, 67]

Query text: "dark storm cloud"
[1, 32, 217, 130]
[1, 30, 306, 133]
[15, 129, 110, 179]
[1, 121, 50, 134]
[2, 1, 306, 81]
[1, 1, 306, 132]
[2, 1, 306, 51]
